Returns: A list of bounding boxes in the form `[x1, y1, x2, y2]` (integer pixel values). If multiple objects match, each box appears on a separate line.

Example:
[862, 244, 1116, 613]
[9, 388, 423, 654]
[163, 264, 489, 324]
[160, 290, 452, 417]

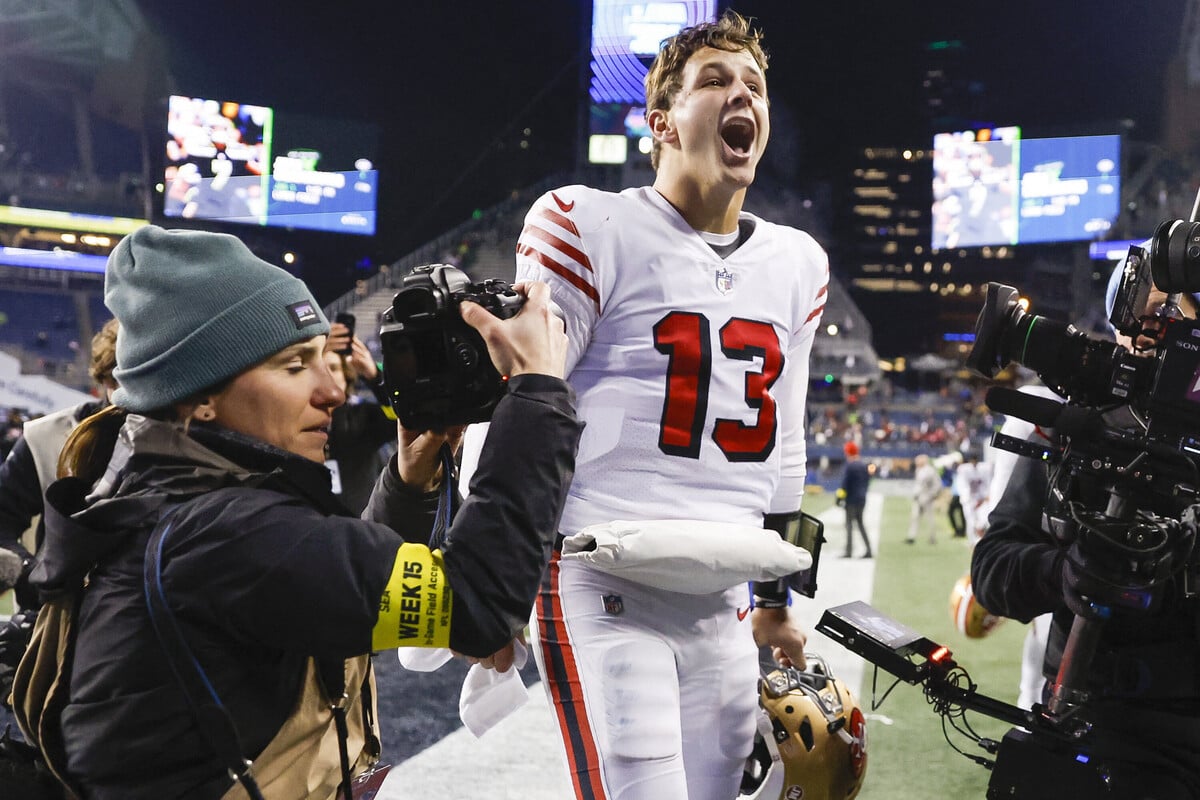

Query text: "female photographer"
[12, 225, 580, 800]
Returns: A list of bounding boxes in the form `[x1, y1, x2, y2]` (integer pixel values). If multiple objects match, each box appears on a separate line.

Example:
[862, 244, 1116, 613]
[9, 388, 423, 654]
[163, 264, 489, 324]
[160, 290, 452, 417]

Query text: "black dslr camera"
[379, 264, 523, 429]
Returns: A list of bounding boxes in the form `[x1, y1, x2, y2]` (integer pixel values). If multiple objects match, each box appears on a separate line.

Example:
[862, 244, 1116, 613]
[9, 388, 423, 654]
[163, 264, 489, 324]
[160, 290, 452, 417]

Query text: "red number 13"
[652, 311, 783, 462]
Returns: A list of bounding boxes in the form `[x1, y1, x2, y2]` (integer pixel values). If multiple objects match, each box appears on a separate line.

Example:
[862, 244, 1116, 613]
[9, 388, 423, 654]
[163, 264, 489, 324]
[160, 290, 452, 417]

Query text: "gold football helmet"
[950, 572, 1005, 638]
[741, 654, 868, 800]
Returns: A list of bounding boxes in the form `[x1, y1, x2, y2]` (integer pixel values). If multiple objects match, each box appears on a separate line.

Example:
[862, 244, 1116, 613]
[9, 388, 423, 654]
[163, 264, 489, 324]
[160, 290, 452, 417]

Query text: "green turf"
[855, 495, 1028, 800]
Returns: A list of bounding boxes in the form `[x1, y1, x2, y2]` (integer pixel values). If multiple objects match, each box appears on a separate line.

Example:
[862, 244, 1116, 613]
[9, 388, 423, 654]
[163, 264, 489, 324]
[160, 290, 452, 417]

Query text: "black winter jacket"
[30, 374, 580, 799]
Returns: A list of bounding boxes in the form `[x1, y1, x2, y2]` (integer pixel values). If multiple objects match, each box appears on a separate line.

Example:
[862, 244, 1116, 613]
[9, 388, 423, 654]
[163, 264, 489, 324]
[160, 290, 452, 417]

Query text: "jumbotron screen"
[587, 0, 718, 164]
[932, 127, 1120, 249]
[163, 94, 379, 236]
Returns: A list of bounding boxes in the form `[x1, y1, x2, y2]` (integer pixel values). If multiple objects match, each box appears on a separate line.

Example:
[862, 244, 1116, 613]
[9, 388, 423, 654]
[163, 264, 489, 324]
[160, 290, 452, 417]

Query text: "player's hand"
[752, 606, 807, 670]
[395, 424, 467, 492]
[460, 281, 567, 379]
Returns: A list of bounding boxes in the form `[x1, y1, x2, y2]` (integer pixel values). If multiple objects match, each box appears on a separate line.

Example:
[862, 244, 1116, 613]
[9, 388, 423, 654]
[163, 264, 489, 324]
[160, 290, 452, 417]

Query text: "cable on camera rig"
[819, 600, 1200, 799]
[818, 602, 1033, 769]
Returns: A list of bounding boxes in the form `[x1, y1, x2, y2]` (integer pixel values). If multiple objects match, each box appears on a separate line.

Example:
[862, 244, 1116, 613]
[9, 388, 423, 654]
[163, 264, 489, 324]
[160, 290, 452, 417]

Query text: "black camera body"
[379, 264, 523, 429]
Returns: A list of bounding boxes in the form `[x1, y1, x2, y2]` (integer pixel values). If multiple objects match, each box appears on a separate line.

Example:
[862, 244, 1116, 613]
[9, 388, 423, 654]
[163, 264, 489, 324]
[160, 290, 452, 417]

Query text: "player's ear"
[647, 108, 677, 146]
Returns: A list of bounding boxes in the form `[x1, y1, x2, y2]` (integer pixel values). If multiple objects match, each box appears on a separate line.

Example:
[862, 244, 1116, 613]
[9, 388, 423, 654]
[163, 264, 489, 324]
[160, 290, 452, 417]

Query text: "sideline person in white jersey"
[512, 12, 828, 800]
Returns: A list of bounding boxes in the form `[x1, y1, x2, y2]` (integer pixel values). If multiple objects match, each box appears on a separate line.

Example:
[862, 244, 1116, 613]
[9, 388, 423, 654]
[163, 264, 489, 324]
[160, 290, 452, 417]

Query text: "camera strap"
[144, 507, 266, 800]
[428, 443, 457, 550]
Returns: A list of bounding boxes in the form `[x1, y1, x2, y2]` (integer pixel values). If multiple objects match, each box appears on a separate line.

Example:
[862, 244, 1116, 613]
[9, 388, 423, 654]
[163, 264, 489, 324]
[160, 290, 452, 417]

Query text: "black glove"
[1060, 540, 1153, 621]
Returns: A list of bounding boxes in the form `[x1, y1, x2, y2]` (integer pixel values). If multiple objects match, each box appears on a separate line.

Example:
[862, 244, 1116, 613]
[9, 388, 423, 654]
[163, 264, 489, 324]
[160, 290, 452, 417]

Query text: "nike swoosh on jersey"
[736, 606, 750, 621]
[551, 191, 575, 212]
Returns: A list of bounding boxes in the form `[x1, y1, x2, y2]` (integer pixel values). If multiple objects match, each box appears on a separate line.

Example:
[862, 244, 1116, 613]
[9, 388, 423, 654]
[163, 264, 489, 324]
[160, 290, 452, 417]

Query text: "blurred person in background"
[955, 452, 992, 543]
[0, 319, 120, 735]
[906, 452, 942, 545]
[982, 378, 1058, 711]
[0, 318, 119, 609]
[839, 440, 873, 559]
[322, 322, 396, 516]
[937, 450, 967, 537]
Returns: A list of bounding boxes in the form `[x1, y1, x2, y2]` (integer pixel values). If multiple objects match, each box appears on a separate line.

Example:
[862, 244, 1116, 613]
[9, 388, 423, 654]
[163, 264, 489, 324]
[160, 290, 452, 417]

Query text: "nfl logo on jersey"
[602, 594, 624, 615]
[714, 267, 735, 295]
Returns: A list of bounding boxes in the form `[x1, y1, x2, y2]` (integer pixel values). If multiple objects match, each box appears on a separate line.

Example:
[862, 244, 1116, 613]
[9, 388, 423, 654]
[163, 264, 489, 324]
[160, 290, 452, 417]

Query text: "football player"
[513, 11, 828, 800]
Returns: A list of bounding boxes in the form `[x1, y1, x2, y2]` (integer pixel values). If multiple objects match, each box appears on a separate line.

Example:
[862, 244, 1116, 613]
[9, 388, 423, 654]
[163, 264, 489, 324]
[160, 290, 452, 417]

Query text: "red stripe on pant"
[536, 554, 607, 800]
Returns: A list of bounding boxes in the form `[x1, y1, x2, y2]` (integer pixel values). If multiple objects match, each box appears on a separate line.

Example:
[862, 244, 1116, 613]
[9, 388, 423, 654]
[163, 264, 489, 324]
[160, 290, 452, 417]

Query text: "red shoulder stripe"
[536, 206, 582, 241]
[517, 243, 601, 313]
[523, 223, 593, 274]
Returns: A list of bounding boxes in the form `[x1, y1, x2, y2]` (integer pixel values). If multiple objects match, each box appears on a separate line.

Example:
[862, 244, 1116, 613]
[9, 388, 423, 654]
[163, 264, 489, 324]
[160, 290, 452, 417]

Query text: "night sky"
[128, 0, 1190, 295]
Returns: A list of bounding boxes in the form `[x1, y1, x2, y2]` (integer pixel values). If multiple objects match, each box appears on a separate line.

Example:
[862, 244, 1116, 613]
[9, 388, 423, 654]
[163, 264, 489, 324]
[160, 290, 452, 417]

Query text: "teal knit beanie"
[106, 225, 329, 412]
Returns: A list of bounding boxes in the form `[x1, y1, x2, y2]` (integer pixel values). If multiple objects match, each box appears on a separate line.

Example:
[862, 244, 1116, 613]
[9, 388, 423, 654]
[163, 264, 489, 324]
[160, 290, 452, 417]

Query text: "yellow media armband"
[372, 543, 453, 650]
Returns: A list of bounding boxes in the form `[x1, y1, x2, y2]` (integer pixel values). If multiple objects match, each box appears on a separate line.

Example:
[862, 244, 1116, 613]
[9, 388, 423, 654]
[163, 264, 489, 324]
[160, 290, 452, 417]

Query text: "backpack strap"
[143, 508, 265, 800]
[313, 657, 356, 800]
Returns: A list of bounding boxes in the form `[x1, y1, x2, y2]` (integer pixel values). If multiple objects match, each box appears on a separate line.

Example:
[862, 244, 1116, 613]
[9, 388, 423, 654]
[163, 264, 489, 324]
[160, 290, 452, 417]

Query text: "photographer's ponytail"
[57, 405, 128, 485]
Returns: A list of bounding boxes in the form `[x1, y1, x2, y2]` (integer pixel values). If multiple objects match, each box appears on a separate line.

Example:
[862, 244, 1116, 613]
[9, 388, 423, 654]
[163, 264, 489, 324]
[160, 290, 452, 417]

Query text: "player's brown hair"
[643, 10, 769, 170]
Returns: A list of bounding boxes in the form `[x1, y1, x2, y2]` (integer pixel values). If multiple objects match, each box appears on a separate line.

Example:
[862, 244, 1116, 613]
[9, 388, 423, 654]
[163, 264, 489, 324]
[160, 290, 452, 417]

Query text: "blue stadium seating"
[0, 288, 80, 362]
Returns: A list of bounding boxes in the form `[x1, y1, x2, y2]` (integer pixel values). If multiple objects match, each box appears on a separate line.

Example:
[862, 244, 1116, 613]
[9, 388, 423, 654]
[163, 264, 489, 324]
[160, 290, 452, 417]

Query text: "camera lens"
[1150, 219, 1200, 294]
[965, 283, 1023, 378]
[968, 283, 1123, 405]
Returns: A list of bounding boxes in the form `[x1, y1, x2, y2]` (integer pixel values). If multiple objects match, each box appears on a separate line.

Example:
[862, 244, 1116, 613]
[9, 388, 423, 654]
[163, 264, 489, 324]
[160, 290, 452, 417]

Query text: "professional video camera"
[967, 221, 1200, 455]
[817, 216, 1200, 798]
[966, 221, 1200, 727]
[379, 264, 524, 429]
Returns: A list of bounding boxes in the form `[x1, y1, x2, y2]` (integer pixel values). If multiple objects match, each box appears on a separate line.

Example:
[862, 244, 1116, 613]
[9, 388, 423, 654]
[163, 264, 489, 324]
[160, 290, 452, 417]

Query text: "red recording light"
[930, 646, 951, 663]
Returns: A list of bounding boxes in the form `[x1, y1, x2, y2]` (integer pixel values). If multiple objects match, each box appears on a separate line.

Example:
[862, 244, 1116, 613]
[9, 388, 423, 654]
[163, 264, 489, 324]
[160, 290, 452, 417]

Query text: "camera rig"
[966, 225, 1200, 730]
[818, 210, 1200, 798]
[816, 602, 1198, 798]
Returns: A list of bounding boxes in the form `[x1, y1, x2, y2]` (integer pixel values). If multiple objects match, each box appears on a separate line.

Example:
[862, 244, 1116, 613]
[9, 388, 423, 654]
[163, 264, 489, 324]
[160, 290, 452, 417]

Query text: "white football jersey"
[516, 185, 828, 532]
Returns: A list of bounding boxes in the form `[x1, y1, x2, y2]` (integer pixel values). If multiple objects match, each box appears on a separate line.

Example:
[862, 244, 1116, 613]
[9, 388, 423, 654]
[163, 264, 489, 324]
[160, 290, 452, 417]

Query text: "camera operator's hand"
[1060, 540, 1154, 620]
[460, 281, 567, 379]
[396, 425, 467, 493]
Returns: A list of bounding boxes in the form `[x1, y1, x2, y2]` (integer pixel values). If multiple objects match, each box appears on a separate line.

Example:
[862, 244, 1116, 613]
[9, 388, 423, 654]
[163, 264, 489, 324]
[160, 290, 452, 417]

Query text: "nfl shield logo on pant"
[602, 594, 624, 615]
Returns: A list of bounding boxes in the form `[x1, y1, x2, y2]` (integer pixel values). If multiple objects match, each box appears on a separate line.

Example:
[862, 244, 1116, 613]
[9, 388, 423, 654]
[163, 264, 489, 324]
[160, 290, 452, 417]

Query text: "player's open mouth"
[721, 118, 755, 156]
